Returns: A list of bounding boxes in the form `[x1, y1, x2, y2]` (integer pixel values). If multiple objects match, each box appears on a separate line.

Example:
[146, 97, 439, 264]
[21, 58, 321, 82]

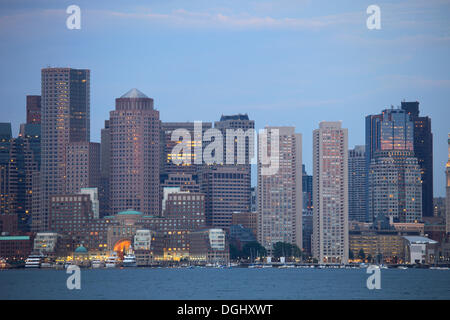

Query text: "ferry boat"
[105, 252, 119, 268]
[122, 254, 137, 267]
[122, 246, 137, 267]
[25, 254, 44, 268]
[91, 259, 105, 269]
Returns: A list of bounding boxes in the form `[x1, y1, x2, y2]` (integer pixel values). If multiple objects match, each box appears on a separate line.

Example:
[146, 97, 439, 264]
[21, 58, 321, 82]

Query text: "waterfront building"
[349, 231, 406, 264]
[109, 88, 161, 216]
[0, 235, 34, 260]
[312, 122, 348, 264]
[189, 228, 229, 265]
[401, 101, 433, 217]
[403, 236, 438, 264]
[258, 126, 302, 252]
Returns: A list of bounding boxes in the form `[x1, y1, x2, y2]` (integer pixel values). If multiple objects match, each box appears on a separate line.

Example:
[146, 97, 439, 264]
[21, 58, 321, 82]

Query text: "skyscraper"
[0, 123, 12, 215]
[200, 165, 251, 228]
[348, 145, 366, 222]
[446, 134, 450, 234]
[109, 88, 161, 216]
[99, 120, 110, 217]
[37, 67, 90, 231]
[368, 150, 422, 223]
[258, 126, 302, 252]
[302, 165, 313, 255]
[401, 101, 433, 217]
[312, 122, 348, 264]
[365, 108, 422, 224]
[26, 95, 41, 124]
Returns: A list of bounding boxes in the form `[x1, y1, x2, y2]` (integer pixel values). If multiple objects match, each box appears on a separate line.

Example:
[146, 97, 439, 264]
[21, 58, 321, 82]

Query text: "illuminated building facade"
[109, 88, 161, 216]
[65, 142, 100, 195]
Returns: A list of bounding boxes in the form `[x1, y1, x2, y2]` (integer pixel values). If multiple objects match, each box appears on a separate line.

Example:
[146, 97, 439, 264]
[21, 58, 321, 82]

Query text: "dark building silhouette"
[401, 101, 433, 217]
[26, 95, 41, 124]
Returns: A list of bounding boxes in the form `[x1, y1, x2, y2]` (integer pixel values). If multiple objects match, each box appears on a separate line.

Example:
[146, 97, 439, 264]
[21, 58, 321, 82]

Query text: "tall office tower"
[348, 145, 367, 222]
[200, 165, 251, 228]
[38, 67, 90, 231]
[368, 150, 422, 223]
[312, 122, 348, 264]
[160, 122, 212, 176]
[214, 114, 255, 166]
[19, 124, 41, 170]
[0, 123, 12, 215]
[8, 134, 39, 231]
[401, 101, 433, 217]
[26, 95, 41, 124]
[446, 134, 450, 234]
[258, 126, 302, 252]
[99, 120, 110, 217]
[302, 165, 313, 255]
[365, 108, 422, 224]
[109, 88, 161, 216]
[202, 114, 255, 229]
[65, 142, 100, 194]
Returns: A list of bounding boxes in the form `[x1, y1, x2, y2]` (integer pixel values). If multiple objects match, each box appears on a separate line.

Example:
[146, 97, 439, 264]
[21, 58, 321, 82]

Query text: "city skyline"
[0, 0, 449, 196]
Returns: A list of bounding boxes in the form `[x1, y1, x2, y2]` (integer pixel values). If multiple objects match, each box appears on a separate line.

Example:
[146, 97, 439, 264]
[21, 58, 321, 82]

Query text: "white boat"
[91, 259, 105, 269]
[105, 252, 119, 268]
[64, 261, 73, 269]
[122, 254, 137, 267]
[40, 262, 53, 268]
[398, 266, 408, 270]
[25, 254, 44, 268]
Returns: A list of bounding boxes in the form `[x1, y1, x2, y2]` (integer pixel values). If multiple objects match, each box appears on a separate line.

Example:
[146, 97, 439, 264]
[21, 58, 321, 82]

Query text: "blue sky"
[0, 0, 449, 195]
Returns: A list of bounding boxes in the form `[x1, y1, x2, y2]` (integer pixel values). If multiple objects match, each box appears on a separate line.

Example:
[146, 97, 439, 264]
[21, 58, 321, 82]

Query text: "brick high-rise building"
[312, 122, 348, 264]
[401, 101, 433, 217]
[109, 88, 161, 216]
[36, 67, 90, 232]
[258, 126, 302, 252]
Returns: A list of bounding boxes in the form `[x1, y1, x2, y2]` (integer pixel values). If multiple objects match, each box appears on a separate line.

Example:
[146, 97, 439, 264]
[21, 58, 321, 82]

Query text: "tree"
[242, 242, 266, 260]
[358, 249, 366, 261]
[229, 244, 242, 260]
[349, 250, 354, 260]
[273, 242, 302, 260]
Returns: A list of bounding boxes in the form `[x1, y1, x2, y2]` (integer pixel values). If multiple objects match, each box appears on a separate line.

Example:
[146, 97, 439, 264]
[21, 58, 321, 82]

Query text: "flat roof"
[0, 236, 30, 241]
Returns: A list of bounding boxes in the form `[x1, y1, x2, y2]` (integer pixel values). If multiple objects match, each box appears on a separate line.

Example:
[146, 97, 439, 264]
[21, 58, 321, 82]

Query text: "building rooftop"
[120, 88, 148, 99]
[0, 236, 30, 241]
[117, 210, 143, 215]
[403, 236, 438, 244]
[74, 245, 88, 253]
